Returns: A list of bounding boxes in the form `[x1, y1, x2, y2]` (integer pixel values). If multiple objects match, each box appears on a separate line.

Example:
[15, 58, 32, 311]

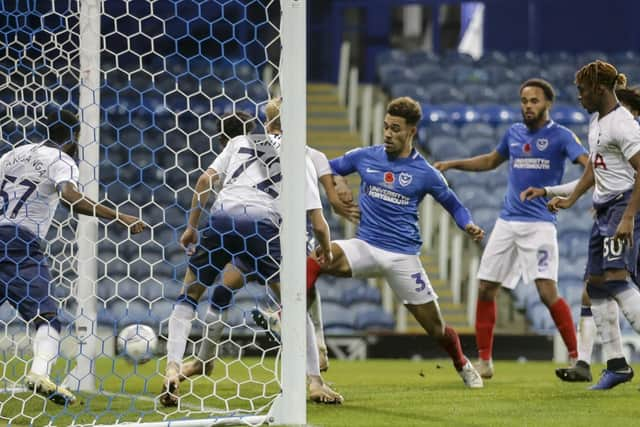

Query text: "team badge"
[523, 143, 532, 154]
[536, 138, 549, 151]
[383, 171, 395, 184]
[399, 172, 412, 187]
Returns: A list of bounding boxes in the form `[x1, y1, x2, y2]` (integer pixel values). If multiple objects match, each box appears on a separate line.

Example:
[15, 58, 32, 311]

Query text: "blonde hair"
[265, 97, 282, 132]
[575, 60, 627, 90]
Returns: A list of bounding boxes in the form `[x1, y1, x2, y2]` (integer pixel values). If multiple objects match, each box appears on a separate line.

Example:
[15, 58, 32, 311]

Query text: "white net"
[0, 0, 294, 425]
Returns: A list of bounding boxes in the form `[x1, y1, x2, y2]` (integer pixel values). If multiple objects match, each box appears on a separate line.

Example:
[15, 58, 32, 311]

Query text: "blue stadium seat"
[494, 82, 521, 104]
[442, 169, 472, 189]
[551, 104, 588, 125]
[540, 63, 576, 87]
[609, 51, 640, 67]
[406, 50, 439, 66]
[465, 136, 496, 154]
[511, 64, 542, 82]
[421, 104, 450, 124]
[575, 51, 608, 67]
[375, 49, 409, 69]
[341, 285, 382, 306]
[484, 64, 519, 86]
[540, 51, 575, 67]
[476, 50, 508, 66]
[322, 302, 356, 330]
[425, 84, 466, 105]
[454, 183, 491, 209]
[527, 301, 555, 334]
[507, 51, 541, 66]
[378, 63, 416, 86]
[440, 50, 474, 66]
[390, 83, 428, 102]
[559, 281, 584, 307]
[472, 207, 500, 237]
[461, 83, 499, 104]
[354, 309, 395, 331]
[317, 279, 345, 305]
[460, 122, 494, 140]
[427, 135, 465, 160]
[414, 63, 447, 84]
[423, 121, 459, 138]
[452, 65, 490, 85]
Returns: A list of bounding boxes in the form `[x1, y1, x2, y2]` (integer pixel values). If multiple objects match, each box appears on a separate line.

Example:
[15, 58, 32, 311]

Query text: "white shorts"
[477, 218, 558, 289]
[334, 239, 438, 305]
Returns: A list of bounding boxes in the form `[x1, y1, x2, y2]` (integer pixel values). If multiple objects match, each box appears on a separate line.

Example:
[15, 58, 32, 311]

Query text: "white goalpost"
[0, 0, 307, 425]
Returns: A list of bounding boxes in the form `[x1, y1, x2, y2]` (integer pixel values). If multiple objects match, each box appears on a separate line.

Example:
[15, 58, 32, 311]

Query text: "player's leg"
[475, 219, 518, 378]
[556, 284, 594, 382]
[305, 313, 343, 404]
[382, 251, 482, 388]
[306, 241, 353, 308]
[8, 245, 76, 405]
[535, 278, 578, 361]
[308, 287, 329, 371]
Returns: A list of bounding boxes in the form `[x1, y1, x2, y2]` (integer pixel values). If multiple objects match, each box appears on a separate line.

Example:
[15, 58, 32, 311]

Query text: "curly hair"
[387, 97, 422, 126]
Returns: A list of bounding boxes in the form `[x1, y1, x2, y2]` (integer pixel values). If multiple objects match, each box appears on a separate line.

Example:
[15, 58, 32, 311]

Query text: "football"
[116, 324, 158, 364]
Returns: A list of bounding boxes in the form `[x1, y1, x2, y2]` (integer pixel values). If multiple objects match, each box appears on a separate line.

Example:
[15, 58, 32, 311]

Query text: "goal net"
[0, 0, 306, 425]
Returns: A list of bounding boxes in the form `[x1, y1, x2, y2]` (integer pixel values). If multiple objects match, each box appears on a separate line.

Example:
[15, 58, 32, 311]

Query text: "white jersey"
[209, 134, 321, 221]
[0, 143, 79, 239]
[306, 146, 332, 178]
[589, 106, 640, 203]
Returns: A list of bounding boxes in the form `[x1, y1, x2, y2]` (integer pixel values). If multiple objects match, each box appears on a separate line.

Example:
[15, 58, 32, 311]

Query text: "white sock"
[167, 303, 196, 367]
[577, 309, 596, 365]
[306, 314, 320, 377]
[309, 288, 326, 350]
[590, 298, 624, 361]
[30, 324, 61, 377]
[613, 287, 640, 333]
[197, 308, 225, 362]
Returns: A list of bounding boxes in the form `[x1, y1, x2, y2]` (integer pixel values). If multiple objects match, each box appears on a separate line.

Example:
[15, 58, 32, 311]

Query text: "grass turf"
[1, 358, 639, 426]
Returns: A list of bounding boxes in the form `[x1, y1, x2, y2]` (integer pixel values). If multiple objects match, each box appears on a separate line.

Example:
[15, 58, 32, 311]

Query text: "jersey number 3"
[0, 175, 37, 218]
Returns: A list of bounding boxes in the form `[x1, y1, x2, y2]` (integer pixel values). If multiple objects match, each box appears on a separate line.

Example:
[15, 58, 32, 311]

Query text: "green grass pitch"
[1, 358, 639, 426]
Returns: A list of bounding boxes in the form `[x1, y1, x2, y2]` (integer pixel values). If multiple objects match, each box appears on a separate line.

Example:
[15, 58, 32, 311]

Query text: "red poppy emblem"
[384, 172, 395, 184]
[523, 143, 531, 153]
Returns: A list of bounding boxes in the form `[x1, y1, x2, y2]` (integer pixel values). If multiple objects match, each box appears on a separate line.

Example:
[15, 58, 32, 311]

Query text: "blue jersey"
[496, 121, 587, 223]
[330, 146, 472, 255]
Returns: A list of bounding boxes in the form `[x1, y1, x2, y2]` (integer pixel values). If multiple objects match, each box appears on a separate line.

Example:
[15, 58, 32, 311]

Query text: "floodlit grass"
[1, 358, 639, 426]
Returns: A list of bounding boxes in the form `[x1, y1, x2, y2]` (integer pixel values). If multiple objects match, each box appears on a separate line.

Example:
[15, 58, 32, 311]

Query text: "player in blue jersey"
[0, 110, 145, 405]
[434, 79, 589, 379]
[522, 85, 640, 383]
[306, 97, 486, 388]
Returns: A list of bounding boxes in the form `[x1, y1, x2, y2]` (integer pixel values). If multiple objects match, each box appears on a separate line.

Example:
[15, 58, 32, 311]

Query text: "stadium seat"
[422, 121, 459, 138]
[441, 104, 480, 124]
[465, 136, 496, 156]
[317, 279, 345, 305]
[494, 82, 522, 104]
[378, 63, 416, 86]
[461, 83, 499, 104]
[454, 183, 491, 209]
[507, 51, 541, 66]
[427, 135, 465, 160]
[341, 285, 382, 306]
[460, 122, 494, 140]
[575, 51, 608, 66]
[551, 104, 588, 125]
[477, 104, 518, 125]
[476, 50, 508, 66]
[375, 49, 409, 69]
[472, 206, 500, 237]
[452, 65, 490, 85]
[484, 64, 519, 86]
[354, 309, 395, 331]
[322, 302, 357, 330]
[390, 83, 428, 102]
[425, 84, 466, 105]
[511, 64, 543, 82]
[421, 104, 450, 124]
[540, 51, 575, 66]
[527, 301, 555, 334]
[406, 50, 439, 66]
[440, 50, 474, 66]
[414, 63, 447, 85]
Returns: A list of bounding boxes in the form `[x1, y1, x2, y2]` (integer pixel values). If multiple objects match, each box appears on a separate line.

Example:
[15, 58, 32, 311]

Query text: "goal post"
[0, 0, 308, 425]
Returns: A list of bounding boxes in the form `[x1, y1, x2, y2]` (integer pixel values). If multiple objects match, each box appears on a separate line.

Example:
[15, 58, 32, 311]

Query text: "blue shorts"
[0, 225, 57, 320]
[189, 212, 281, 286]
[585, 191, 640, 281]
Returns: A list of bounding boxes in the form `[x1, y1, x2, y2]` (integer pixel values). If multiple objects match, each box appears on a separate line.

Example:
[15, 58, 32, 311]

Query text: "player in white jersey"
[548, 60, 640, 389]
[0, 110, 145, 405]
[160, 100, 344, 406]
[522, 86, 640, 383]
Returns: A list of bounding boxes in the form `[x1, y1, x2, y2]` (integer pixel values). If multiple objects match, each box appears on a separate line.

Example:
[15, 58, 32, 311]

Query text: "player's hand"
[335, 180, 354, 204]
[433, 161, 450, 172]
[180, 228, 198, 255]
[465, 223, 485, 242]
[330, 197, 360, 224]
[315, 245, 333, 266]
[614, 216, 635, 248]
[119, 214, 146, 234]
[520, 186, 546, 201]
[547, 196, 573, 213]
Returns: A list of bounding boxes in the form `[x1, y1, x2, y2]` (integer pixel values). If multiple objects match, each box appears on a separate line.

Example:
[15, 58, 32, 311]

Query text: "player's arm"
[181, 168, 219, 253]
[307, 208, 332, 264]
[615, 152, 640, 245]
[427, 171, 484, 241]
[521, 153, 590, 201]
[547, 159, 595, 213]
[433, 150, 506, 172]
[319, 174, 360, 223]
[59, 182, 145, 234]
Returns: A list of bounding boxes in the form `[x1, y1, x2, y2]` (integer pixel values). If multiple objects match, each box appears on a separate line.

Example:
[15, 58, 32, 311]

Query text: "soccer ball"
[116, 324, 158, 364]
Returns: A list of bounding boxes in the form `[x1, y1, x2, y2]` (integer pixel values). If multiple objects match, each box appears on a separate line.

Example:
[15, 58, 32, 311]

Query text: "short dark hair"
[387, 97, 422, 126]
[217, 111, 255, 147]
[616, 86, 640, 114]
[520, 78, 555, 102]
[46, 110, 78, 145]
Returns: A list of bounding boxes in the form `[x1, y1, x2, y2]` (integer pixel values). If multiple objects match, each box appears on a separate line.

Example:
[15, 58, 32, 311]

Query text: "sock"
[305, 314, 320, 377]
[607, 357, 630, 372]
[475, 299, 496, 361]
[309, 287, 326, 351]
[30, 324, 61, 377]
[437, 325, 467, 371]
[611, 285, 640, 333]
[167, 302, 196, 367]
[590, 297, 624, 362]
[577, 306, 596, 365]
[197, 308, 225, 363]
[548, 298, 578, 359]
[306, 257, 321, 293]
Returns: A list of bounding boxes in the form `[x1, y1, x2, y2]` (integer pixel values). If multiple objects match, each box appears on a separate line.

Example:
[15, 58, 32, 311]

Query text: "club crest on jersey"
[536, 138, 549, 151]
[383, 171, 395, 184]
[399, 172, 412, 187]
